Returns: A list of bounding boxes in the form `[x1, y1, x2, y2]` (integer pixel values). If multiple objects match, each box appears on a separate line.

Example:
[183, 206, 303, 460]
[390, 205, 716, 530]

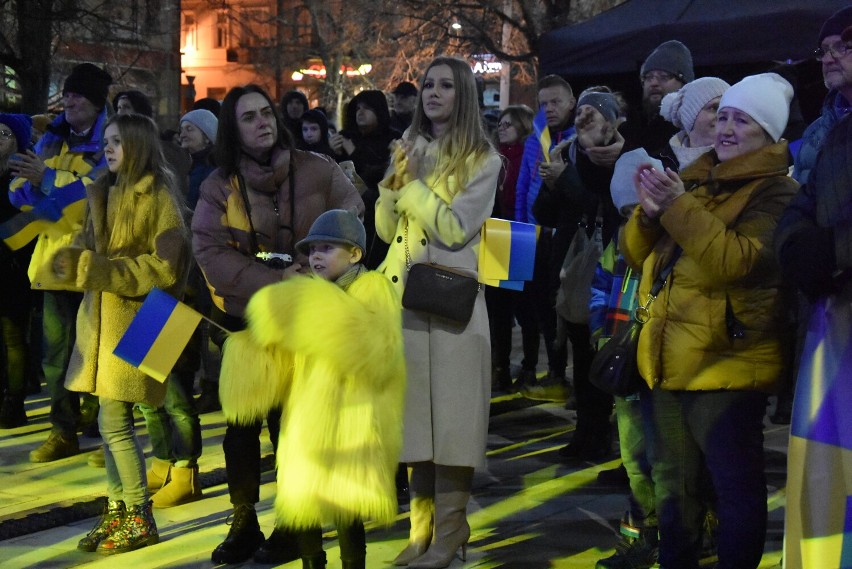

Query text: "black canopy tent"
[540, 0, 845, 76]
[537, 0, 848, 122]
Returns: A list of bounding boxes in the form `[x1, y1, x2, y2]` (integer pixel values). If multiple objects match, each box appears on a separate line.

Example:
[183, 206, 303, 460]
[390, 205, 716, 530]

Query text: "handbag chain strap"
[634, 247, 681, 324]
[404, 221, 412, 271]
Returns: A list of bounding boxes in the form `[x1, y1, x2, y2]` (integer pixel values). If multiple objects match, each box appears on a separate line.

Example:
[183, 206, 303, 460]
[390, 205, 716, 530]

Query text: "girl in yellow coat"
[45, 114, 190, 555]
[220, 209, 405, 569]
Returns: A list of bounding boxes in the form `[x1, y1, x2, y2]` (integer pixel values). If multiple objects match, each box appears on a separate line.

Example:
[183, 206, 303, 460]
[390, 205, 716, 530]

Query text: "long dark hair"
[215, 84, 294, 176]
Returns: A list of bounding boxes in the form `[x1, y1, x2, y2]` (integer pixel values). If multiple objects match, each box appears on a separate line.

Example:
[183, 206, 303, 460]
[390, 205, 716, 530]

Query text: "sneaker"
[596, 518, 658, 569]
[523, 376, 571, 402]
[30, 432, 80, 463]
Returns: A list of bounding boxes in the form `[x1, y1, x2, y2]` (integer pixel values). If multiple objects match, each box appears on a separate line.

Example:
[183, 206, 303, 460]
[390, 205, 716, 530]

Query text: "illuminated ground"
[0, 347, 789, 568]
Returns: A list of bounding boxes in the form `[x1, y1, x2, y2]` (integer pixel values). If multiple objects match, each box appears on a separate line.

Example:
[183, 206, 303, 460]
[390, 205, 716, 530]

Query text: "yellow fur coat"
[220, 270, 406, 528]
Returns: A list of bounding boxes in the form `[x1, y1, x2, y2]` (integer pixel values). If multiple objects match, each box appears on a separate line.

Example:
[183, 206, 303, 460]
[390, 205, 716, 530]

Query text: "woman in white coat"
[375, 56, 502, 569]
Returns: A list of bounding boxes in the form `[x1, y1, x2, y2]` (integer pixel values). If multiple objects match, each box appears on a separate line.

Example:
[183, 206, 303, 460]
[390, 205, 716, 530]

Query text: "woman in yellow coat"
[621, 74, 798, 568]
[375, 56, 502, 569]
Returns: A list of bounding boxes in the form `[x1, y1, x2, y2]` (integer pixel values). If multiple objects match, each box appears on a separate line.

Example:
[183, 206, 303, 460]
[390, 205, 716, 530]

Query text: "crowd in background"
[1, 6, 852, 569]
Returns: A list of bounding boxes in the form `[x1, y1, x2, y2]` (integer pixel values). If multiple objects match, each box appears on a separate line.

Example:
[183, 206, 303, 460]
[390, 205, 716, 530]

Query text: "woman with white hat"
[621, 73, 799, 568]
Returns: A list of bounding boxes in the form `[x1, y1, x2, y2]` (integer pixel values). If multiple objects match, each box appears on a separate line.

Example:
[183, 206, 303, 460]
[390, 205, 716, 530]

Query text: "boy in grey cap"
[218, 208, 405, 568]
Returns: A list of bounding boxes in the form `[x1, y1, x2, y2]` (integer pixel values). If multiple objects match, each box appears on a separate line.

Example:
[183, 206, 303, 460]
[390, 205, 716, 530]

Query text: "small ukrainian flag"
[113, 288, 203, 383]
[479, 218, 539, 290]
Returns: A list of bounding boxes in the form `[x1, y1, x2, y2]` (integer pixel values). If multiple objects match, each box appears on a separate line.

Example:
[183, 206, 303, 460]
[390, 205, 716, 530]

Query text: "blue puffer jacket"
[793, 90, 852, 184]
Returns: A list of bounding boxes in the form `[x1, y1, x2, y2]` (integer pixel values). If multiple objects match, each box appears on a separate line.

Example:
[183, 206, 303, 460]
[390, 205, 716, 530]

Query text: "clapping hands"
[634, 165, 685, 219]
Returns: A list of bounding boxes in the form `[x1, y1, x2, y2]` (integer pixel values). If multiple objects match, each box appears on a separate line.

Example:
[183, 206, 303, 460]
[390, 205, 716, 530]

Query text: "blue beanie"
[296, 209, 366, 255]
[0, 113, 32, 152]
[180, 109, 218, 144]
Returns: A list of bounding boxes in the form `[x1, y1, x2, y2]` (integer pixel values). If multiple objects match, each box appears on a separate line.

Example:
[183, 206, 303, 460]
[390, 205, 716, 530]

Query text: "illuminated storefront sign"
[470, 54, 503, 75]
[292, 63, 372, 81]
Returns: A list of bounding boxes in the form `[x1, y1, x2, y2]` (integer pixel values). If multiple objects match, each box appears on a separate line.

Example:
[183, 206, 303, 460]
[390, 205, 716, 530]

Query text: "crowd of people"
[1, 6, 852, 569]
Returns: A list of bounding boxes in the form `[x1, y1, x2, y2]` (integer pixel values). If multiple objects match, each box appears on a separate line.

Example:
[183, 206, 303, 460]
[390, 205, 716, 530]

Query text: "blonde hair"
[105, 113, 185, 255]
[409, 56, 493, 192]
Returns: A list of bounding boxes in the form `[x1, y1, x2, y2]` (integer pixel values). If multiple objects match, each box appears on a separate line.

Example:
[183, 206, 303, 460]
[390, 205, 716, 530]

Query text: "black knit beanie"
[63, 63, 113, 109]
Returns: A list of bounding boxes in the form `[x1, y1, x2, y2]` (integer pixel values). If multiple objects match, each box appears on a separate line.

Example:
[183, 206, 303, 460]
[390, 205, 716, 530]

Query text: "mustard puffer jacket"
[622, 142, 798, 392]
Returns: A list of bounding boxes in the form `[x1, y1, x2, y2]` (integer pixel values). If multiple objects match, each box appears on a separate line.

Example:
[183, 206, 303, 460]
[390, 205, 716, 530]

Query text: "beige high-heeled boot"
[407, 465, 473, 569]
[393, 462, 435, 566]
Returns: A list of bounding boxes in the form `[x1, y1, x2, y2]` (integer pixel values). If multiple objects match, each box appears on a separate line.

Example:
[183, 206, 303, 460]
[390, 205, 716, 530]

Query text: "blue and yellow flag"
[785, 296, 852, 568]
[533, 109, 551, 163]
[479, 218, 539, 290]
[113, 288, 203, 383]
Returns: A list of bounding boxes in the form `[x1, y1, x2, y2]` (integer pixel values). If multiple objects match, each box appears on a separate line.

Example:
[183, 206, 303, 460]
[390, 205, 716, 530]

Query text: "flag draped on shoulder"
[784, 295, 852, 569]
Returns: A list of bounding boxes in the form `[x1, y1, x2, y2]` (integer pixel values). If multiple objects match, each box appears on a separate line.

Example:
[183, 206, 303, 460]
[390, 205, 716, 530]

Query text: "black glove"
[779, 226, 837, 300]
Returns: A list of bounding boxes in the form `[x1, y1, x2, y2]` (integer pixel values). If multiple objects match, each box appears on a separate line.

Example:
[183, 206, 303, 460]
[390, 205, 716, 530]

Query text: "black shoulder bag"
[589, 248, 680, 396]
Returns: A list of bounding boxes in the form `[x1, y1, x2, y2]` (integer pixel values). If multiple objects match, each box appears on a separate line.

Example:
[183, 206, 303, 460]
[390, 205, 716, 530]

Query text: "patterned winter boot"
[96, 500, 159, 555]
[78, 499, 126, 552]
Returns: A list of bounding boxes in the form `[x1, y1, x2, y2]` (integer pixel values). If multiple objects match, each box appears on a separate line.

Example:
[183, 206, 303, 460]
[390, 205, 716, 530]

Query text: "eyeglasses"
[0, 130, 13, 139]
[642, 71, 676, 84]
[497, 121, 515, 129]
[814, 43, 852, 61]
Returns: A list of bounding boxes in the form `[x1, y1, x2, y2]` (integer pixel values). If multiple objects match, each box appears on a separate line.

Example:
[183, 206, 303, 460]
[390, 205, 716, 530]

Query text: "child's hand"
[282, 263, 304, 279]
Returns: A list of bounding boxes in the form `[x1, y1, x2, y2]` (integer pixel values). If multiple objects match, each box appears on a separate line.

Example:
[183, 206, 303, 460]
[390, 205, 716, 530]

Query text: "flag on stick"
[113, 288, 203, 383]
[533, 109, 551, 163]
[479, 218, 539, 290]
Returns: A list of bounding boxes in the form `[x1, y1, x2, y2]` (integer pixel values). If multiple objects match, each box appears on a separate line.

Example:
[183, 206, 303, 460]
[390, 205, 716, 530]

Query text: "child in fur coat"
[219, 209, 405, 569]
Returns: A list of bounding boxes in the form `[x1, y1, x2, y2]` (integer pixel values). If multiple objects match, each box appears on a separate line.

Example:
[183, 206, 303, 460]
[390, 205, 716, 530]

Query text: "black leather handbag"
[589, 318, 643, 396]
[589, 248, 681, 396]
[402, 263, 480, 323]
[400, 223, 480, 324]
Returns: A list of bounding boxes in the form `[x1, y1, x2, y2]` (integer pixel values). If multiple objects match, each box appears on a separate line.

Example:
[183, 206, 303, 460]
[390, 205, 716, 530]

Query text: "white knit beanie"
[718, 73, 793, 142]
[660, 77, 730, 132]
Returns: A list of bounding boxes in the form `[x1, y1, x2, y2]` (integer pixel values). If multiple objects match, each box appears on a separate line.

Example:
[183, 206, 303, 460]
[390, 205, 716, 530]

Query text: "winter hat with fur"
[296, 209, 366, 255]
[0, 113, 32, 152]
[640, 40, 694, 84]
[63, 63, 113, 109]
[660, 77, 730, 132]
[718, 73, 793, 142]
[180, 109, 218, 144]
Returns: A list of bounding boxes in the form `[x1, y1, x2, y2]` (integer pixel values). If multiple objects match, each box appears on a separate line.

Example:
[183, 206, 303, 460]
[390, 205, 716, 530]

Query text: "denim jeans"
[650, 388, 768, 569]
[138, 370, 201, 464]
[615, 389, 656, 526]
[100, 396, 148, 507]
[42, 290, 83, 435]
